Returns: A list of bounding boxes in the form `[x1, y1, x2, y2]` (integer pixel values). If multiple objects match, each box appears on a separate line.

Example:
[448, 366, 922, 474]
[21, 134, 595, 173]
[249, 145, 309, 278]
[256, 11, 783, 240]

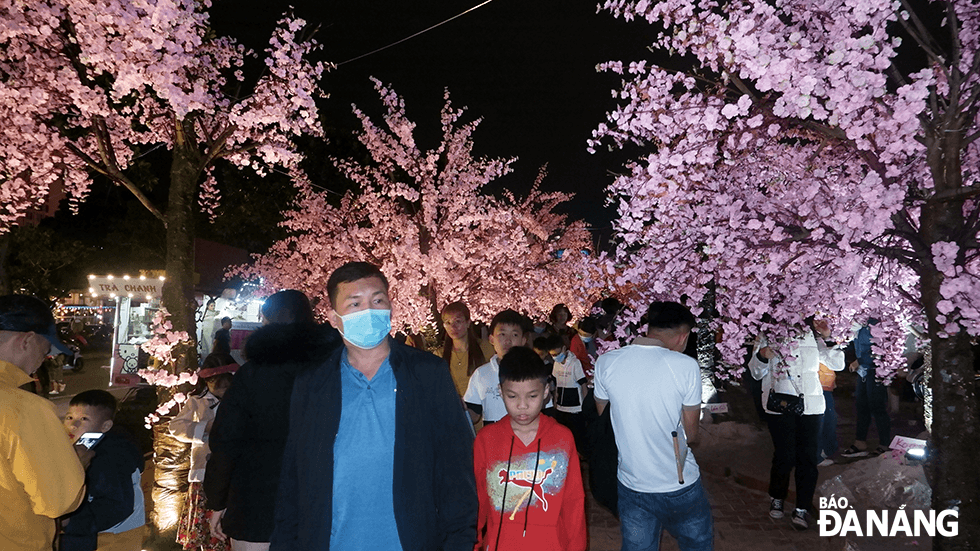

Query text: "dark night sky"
[210, 0, 657, 232]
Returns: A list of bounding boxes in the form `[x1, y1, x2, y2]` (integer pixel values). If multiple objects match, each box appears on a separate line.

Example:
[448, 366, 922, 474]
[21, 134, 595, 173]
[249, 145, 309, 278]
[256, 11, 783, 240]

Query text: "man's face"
[329, 276, 392, 328]
[222, 320, 232, 330]
[489, 323, 526, 358]
[64, 405, 112, 444]
[0, 330, 51, 374]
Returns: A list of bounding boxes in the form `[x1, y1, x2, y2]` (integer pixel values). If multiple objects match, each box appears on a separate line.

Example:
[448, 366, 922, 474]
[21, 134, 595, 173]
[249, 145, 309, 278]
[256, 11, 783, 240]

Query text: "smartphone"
[77, 432, 104, 449]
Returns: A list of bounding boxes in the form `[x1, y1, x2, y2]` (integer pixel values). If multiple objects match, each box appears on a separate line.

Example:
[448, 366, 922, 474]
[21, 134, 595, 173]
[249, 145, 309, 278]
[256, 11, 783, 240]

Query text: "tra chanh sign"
[88, 274, 165, 299]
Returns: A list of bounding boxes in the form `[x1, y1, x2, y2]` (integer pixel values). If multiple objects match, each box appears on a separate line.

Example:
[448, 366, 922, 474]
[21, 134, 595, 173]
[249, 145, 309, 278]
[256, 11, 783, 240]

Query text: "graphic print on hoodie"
[473, 414, 587, 551]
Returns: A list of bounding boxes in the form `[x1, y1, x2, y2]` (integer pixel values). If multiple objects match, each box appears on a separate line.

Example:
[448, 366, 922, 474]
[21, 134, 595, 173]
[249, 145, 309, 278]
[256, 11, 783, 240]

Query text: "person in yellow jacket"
[0, 295, 87, 551]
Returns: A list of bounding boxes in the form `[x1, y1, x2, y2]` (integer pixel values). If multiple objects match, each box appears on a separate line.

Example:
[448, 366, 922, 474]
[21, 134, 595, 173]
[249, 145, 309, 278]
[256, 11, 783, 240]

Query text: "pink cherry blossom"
[233, 80, 610, 329]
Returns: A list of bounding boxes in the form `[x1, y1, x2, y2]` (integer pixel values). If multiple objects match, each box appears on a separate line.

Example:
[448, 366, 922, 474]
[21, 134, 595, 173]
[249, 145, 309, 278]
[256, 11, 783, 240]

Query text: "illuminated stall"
[87, 274, 165, 387]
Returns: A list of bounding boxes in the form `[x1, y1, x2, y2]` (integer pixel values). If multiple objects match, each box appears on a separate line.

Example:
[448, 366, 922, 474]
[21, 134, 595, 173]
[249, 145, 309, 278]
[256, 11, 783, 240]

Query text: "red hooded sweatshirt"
[473, 414, 587, 551]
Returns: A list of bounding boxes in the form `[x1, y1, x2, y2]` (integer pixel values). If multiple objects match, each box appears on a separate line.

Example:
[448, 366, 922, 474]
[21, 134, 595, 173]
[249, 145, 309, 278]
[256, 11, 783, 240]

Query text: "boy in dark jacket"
[61, 390, 146, 551]
[474, 347, 587, 551]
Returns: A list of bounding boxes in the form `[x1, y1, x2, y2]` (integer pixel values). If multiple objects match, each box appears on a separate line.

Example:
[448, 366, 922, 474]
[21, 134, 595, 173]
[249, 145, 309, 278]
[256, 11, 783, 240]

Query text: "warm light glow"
[139, 275, 147, 280]
[146, 295, 152, 301]
[159, 276, 166, 281]
[109, 293, 116, 298]
[88, 287, 94, 293]
[107, 275, 114, 280]
[123, 275, 131, 280]
[88, 274, 95, 279]
[91, 293, 97, 298]
[128, 293, 134, 298]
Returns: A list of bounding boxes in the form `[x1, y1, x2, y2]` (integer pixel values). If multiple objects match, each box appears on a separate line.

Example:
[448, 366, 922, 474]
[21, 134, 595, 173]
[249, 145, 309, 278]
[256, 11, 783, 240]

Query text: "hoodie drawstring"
[523, 438, 541, 537]
[494, 436, 515, 551]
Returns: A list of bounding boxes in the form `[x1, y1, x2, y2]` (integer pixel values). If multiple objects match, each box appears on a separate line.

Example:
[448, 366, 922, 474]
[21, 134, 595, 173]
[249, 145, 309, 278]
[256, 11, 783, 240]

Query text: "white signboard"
[889, 435, 927, 454]
[88, 276, 163, 298]
[703, 403, 729, 414]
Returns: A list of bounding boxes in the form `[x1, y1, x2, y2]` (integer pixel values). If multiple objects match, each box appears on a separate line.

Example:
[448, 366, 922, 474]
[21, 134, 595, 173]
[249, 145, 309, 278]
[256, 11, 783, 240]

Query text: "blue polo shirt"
[330, 350, 402, 550]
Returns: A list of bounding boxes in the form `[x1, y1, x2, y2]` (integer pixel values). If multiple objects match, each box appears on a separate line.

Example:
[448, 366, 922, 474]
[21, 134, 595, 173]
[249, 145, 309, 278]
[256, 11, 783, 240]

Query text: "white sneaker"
[817, 458, 834, 467]
[769, 498, 784, 519]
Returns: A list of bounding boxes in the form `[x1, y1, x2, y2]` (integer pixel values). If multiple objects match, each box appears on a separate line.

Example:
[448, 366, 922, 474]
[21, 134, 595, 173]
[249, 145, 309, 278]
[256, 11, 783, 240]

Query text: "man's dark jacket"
[270, 338, 478, 550]
[204, 322, 340, 542]
[60, 429, 144, 551]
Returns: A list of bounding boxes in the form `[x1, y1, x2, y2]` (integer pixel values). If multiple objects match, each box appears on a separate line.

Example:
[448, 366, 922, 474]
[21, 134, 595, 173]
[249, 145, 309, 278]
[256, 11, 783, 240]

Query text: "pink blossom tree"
[0, 0, 325, 531]
[236, 79, 607, 331]
[593, 0, 979, 546]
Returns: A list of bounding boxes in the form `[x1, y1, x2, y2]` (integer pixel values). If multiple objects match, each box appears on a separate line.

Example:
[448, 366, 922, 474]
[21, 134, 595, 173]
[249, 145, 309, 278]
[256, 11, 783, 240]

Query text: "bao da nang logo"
[817, 496, 958, 537]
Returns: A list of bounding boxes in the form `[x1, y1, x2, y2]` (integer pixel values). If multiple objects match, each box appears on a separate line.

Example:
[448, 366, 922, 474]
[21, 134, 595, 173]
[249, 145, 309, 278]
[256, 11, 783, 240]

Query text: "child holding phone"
[169, 354, 237, 551]
[61, 390, 147, 550]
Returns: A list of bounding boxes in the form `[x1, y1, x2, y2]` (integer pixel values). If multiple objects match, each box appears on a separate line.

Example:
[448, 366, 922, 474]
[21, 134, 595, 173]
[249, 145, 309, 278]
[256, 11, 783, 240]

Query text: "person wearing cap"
[170, 353, 238, 551]
[0, 294, 87, 551]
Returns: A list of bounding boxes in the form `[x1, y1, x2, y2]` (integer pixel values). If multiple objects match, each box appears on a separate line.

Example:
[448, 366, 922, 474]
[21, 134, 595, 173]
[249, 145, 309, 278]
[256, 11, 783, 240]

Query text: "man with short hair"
[0, 295, 88, 551]
[594, 301, 712, 551]
[213, 316, 232, 355]
[270, 262, 477, 550]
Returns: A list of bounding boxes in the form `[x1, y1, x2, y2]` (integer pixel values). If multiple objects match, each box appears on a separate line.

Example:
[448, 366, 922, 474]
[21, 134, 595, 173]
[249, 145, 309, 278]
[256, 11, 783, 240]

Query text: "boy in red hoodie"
[473, 346, 587, 551]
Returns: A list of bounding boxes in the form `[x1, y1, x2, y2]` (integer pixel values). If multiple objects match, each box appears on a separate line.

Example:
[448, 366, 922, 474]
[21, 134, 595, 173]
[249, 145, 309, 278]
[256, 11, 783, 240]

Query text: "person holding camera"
[748, 318, 843, 530]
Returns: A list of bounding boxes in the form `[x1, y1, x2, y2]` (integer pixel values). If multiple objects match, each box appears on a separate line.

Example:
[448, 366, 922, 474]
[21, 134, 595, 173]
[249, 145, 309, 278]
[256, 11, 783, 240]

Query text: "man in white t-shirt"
[594, 301, 712, 551]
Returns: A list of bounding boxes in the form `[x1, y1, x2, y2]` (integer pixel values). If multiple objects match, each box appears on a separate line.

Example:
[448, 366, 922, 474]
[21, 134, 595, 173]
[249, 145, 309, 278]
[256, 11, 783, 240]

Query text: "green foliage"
[1, 225, 88, 300]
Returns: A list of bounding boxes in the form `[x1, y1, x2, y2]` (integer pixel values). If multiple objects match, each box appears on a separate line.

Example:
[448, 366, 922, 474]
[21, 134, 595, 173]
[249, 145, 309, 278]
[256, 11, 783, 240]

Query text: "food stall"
[87, 274, 165, 387]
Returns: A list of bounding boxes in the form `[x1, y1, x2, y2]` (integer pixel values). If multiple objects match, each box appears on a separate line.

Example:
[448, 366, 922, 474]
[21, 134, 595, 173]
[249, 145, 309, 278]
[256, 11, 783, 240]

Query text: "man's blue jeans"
[618, 478, 713, 551]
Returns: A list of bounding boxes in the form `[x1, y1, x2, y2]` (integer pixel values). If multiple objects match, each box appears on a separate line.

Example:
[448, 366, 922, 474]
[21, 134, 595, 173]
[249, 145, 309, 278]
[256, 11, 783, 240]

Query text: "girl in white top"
[170, 355, 237, 551]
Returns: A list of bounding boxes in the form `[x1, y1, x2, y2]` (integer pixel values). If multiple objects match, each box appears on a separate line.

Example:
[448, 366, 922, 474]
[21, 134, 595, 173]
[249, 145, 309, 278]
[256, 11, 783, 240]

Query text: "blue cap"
[0, 295, 73, 356]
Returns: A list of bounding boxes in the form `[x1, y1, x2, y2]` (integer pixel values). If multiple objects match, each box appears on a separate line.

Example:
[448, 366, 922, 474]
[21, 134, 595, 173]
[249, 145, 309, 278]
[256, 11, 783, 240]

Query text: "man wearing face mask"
[270, 262, 477, 551]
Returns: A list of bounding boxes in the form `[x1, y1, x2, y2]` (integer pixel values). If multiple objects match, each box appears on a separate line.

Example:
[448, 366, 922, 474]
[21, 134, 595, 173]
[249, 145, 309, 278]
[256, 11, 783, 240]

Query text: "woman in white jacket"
[748, 320, 843, 531]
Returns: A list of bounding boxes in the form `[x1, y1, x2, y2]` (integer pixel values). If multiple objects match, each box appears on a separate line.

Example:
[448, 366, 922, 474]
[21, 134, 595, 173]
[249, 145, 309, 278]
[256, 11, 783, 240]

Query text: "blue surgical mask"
[552, 351, 568, 363]
[533, 325, 546, 334]
[580, 336, 594, 344]
[339, 309, 391, 349]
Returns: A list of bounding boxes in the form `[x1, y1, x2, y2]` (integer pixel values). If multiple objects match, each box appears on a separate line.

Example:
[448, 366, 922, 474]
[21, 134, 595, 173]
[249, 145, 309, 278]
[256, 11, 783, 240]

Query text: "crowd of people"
[0, 260, 905, 551]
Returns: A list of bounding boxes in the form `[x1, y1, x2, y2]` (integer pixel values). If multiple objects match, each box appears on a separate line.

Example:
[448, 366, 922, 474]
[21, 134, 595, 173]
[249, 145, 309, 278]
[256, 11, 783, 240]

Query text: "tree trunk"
[919, 181, 980, 549]
[920, 268, 980, 550]
[0, 236, 11, 295]
[150, 126, 201, 533]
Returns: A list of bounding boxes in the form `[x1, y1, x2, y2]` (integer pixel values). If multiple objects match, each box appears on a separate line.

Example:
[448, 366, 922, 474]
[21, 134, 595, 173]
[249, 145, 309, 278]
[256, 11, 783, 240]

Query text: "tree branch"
[63, 119, 167, 224]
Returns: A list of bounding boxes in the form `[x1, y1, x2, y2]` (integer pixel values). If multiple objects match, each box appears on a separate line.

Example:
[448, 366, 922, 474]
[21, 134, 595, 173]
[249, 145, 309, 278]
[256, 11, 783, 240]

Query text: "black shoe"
[769, 498, 784, 519]
[792, 508, 809, 530]
[840, 445, 869, 458]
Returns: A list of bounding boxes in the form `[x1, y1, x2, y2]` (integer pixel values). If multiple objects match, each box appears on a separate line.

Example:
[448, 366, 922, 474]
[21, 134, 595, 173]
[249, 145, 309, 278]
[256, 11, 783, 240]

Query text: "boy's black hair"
[577, 316, 598, 335]
[221, 316, 232, 325]
[646, 301, 697, 331]
[498, 346, 551, 386]
[69, 389, 117, 421]
[489, 309, 526, 334]
[531, 336, 551, 351]
[327, 262, 390, 307]
[538, 333, 564, 352]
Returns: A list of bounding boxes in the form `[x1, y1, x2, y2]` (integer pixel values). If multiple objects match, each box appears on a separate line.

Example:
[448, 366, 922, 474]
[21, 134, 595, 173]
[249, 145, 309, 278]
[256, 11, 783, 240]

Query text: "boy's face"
[549, 345, 568, 363]
[501, 378, 547, 428]
[532, 347, 550, 362]
[64, 405, 113, 444]
[489, 323, 526, 358]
